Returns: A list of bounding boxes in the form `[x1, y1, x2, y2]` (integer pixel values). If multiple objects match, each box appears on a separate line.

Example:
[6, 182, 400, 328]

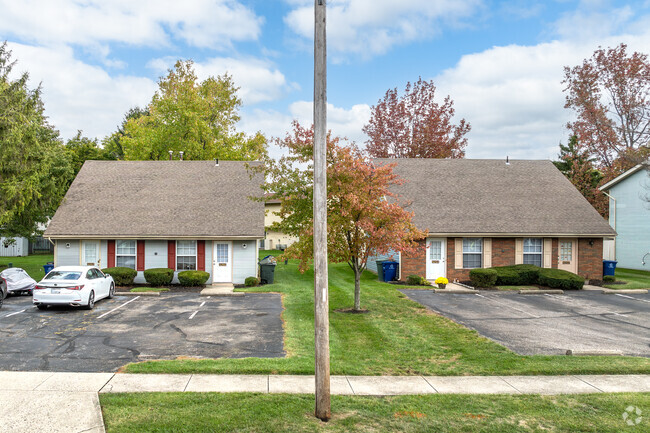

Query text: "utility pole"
[313, 0, 330, 422]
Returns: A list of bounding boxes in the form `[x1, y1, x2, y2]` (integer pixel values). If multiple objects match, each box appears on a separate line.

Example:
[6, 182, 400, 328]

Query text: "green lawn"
[604, 268, 650, 290]
[101, 392, 650, 433]
[130, 287, 170, 293]
[0, 254, 53, 281]
[124, 251, 650, 376]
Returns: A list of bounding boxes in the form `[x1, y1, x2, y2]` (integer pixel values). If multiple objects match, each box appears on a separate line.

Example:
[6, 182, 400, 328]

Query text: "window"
[560, 241, 572, 262]
[429, 240, 442, 260]
[177, 240, 197, 270]
[116, 240, 136, 269]
[463, 238, 482, 268]
[216, 243, 229, 263]
[523, 238, 543, 267]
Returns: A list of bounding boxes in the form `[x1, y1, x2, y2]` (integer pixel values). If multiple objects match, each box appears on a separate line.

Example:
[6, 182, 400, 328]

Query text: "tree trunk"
[353, 264, 361, 311]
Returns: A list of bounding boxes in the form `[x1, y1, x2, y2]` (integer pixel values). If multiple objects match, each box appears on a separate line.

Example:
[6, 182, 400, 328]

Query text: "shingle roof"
[45, 161, 264, 238]
[376, 158, 616, 236]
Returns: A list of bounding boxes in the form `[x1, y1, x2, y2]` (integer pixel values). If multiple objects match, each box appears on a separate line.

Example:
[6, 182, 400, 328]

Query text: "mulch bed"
[334, 308, 370, 314]
[117, 284, 203, 293]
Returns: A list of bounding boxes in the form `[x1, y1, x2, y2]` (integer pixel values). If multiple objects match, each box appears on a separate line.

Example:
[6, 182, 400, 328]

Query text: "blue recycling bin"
[603, 260, 617, 276]
[43, 264, 54, 275]
[381, 261, 398, 282]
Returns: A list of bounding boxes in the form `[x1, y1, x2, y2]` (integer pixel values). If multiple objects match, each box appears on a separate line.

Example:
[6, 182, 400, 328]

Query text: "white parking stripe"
[615, 294, 650, 303]
[199, 301, 206, 307]
[189, 311, 199, 320]
[4, 309, 26, 318]
[97, 296, 140, 319]
[475, 293, 540, 318]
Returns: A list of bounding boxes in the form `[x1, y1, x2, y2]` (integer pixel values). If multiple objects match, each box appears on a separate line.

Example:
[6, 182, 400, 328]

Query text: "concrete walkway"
[2, 371, 649, 433]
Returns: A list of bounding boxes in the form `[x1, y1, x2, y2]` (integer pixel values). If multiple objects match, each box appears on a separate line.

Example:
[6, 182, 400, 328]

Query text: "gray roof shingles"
[376, 158, 616, 236]
[45, 160, 264, 238]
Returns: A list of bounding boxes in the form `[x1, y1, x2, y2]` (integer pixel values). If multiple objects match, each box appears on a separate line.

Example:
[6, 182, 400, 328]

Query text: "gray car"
[0, 267, 37, 297]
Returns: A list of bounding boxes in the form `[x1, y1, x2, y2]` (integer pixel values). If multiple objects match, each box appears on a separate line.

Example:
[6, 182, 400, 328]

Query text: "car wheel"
[86, 291, 95, 310]
[108, 283, 115, 299]
[0, 295, 3, 308]
[36, 304, 48, 310]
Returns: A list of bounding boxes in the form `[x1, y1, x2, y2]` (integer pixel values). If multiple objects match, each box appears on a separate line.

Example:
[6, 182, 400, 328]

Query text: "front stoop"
[200, 283, 243, 297]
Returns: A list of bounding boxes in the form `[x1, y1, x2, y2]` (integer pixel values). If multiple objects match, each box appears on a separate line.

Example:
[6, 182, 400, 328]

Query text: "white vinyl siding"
[116, 240, 136, 269]
[463, 238, 483, 269]
[176, 240, 197, 270]
[233, 240, 256, 284]
[55, 240, 79, 266]
[144, 240, 168, 269]
[523, 238, 542, 267]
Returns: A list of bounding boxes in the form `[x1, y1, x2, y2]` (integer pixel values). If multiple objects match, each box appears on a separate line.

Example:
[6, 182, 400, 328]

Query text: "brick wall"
[578, 238, 603, 280]
[399, 239, 426, 280]
[492, 238, 515, 267]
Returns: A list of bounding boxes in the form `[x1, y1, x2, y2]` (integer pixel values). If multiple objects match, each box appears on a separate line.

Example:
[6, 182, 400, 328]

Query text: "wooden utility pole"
[313, 0, 331, 422]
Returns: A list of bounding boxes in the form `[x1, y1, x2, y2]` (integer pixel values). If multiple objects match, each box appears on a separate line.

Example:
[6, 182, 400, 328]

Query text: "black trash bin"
[259, 255, 277, 284]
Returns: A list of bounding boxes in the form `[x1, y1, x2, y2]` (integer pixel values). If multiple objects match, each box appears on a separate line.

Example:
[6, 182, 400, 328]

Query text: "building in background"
[263, 196, 298, 250]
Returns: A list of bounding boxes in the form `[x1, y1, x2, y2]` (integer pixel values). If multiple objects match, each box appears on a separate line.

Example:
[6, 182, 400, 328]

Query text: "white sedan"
[33, 266, 115, 310]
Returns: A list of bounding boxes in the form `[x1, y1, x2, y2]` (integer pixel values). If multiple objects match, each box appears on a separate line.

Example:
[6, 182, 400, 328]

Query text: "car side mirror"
[105, 273, 110, 278]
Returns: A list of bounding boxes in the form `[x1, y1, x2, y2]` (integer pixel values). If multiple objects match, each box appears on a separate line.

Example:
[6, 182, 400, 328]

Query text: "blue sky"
[2, 0, 650, 160]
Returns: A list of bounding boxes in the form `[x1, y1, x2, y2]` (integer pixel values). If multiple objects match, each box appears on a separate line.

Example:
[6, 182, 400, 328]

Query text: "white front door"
[558, 238, 577, 274]
[213, 241, 233, 283]
[426, 238, 446, 280]
[82, 241, 100, 266]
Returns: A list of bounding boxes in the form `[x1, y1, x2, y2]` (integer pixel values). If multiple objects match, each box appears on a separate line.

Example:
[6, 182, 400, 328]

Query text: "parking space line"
[475, 293, 540, 318]
[97, 296, 140, 319]
[189, 311, 199, 320]
[615, 294, 650, 304]
[544, 293, 629, 317]
[4, 308, 27, 318]
[200, 301, 206, 307]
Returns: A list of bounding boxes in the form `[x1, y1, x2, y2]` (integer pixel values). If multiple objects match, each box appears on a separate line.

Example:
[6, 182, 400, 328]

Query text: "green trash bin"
[259, 255, 277, 284]
[376, 260, 387, 281]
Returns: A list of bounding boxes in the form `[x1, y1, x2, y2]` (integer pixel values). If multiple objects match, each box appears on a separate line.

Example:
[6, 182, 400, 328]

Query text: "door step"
[200, 283, 243, 297]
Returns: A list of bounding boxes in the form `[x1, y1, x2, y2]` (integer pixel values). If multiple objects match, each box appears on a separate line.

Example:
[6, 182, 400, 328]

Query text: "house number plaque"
[562, 261, 571, 264]
[219, 263, 227, 266]
[431, 260, 439, 264]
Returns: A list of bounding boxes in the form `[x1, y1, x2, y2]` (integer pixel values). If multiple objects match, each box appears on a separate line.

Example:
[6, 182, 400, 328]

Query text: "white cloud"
[0, 0, 262, 50]
[284, 0, 481, 59]
[148, 56, 296, 106]
[434, 31, 650, 160]
[7, 42, 157, 141]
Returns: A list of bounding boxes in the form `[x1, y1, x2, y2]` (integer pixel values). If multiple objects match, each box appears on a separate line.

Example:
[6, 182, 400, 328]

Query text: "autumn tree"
[121, 60, 266, 161]
[554, 135, 607, 216]
[0, 42, 74, 239]
[563, 44, 650, 177]
[263, 122, 425, 311]
[363, 77, 470, 158]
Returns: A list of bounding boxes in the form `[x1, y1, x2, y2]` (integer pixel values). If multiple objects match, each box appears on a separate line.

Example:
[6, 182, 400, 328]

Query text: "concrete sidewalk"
[2, 371, 649, 433]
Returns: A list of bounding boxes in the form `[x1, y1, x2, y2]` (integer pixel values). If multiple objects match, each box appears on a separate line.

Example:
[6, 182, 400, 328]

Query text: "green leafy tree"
[262, 122, 425, 311]
[553, 135, 607, 217]
[66, 131, 115, 177]
[0, 42, 74, 239]
[121, 60, 266, 161]
[102, 107, 149, 160]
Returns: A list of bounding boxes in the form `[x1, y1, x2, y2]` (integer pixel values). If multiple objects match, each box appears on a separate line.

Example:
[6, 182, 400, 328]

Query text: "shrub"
[469, 268, 498, 287]
[406, 274, 430, 286]
[493, 264, 541, 285]
[245, 276, 260, 287]
[537, 268, 585, 290]
[143, 268, 174, 286]
[603, 275, 616, 283]
[101, 267, 137, 286]
[178, 270, 210, 287]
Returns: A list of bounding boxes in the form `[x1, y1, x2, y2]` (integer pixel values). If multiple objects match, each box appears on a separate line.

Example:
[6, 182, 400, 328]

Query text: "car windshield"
[45, 271, 82, 281]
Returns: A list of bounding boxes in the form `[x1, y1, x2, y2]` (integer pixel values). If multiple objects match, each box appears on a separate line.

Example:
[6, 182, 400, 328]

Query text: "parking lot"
[0, 292, 284, 372]
[401, 290, 650, 357]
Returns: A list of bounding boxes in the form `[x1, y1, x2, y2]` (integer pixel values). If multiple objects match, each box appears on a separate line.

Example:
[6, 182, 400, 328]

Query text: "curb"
[115, 291, 160, 296]
[566, 349, 623, 356]
[518, 289, 564, 294]
[433, 289, 479, 294]
[199, 291, 245, 297]
[603, 289, 648, 294]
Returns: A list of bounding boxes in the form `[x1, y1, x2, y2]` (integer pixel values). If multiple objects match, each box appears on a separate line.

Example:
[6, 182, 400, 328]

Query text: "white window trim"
[523, 238, 543, 267]
[176, 240, 197, 271]
[116, 240, 136, 269]
[462, 238, 483, 269]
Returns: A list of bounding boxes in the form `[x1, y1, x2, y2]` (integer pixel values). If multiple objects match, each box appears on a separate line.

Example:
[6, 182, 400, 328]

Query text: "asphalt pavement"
[0, 292, 284, 372]
[401, 290, 650, 356]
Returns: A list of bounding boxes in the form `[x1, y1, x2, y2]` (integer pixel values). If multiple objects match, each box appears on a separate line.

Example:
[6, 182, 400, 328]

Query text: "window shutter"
[543, 238, 552, 268]
[483, 238, 492, 268]
[137, 240, 145, 271]
[454, 238, 463, 269]
[107, 240, 116, 268]
[197, 240, 205, 271]
[515, 238, 523, 264]
[168, 240, 176, 270]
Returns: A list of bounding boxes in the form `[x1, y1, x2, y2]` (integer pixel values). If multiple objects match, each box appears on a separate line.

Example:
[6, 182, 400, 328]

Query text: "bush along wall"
[101, 267, 137, 286]
[178, 270, 210, 287]
[143, 268, 174, 286]
[469, 268, 498, 287]
[478, 265, 584, 290]
[537, 268, 585, 290]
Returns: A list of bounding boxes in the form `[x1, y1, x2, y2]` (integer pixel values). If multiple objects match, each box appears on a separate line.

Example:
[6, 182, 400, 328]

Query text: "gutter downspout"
[601, 191, 616, 260]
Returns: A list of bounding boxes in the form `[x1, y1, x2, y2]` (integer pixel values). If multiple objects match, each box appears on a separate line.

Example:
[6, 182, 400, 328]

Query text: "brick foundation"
[399, 239, 426, 280]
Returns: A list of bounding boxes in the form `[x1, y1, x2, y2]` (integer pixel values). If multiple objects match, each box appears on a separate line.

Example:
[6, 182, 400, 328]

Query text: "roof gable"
[45, 160, 264, 238]
[376, 158, 615, 236]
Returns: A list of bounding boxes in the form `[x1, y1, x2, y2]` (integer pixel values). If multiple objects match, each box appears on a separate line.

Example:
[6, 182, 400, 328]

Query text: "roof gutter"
[44, 235, 265, 240]
[426, 232, 617, 238]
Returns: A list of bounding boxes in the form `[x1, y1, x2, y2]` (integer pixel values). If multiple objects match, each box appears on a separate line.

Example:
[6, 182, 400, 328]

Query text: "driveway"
[0, 292, 284, 372]
[401, 290, 650, 356]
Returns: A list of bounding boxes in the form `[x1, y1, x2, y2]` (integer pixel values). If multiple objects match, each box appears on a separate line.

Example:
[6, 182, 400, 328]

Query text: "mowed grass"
[0, 254, 53, 281]
[130, 287, 170, 293]
[124, 251, 650, 376]
[604, 267, 650, 290]
[101, 392, 650, 433]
